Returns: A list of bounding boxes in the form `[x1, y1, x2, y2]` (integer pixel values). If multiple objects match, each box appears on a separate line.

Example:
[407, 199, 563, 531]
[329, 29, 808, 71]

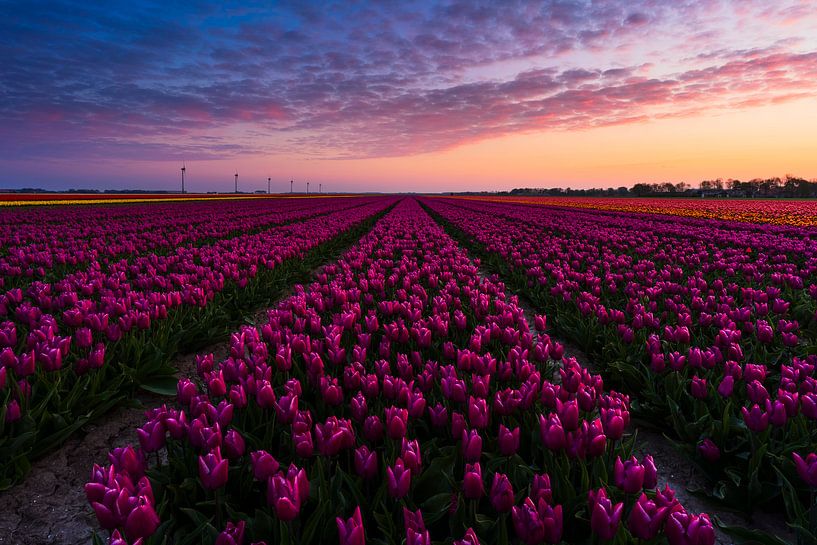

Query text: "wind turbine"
[319, 183, 322, 194]
[234, 172, 239, 193]
[267, 177, 271, 194]
[180, 163, 186, 194]
[306, 182, 309, 195]
[290, 180, 293, 193]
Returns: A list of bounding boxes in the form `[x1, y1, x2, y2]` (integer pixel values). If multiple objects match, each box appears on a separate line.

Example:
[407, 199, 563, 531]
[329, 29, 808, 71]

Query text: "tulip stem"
[215, 487, 223, 529]
[809, 489, 817, 537]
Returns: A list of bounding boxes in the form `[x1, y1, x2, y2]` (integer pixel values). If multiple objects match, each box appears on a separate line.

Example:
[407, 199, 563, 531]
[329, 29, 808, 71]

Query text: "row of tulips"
[0, 197, 395, 487]
[453, 196, 817, 228]
[422, 196, 817, 539]
[88, 198, 712, 545]
[0, 197, 362, 289]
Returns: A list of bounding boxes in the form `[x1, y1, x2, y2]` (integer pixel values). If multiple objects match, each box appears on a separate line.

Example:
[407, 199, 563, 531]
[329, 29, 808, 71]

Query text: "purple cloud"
[1, 0, 815, 165]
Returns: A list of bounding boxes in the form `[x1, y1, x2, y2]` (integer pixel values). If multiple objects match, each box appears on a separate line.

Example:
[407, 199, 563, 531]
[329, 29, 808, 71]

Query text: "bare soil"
[0, 304, 269, 544]
[0, 259, 796, 545]
[499, 270, 794, 544]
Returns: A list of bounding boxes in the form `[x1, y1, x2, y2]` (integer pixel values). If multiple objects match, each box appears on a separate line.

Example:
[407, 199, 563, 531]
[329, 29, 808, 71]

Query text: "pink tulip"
[498, 424, 520, 456]
[793, 452, 817, 487]
[387, 458, 411, 499]
[489, 472, 515, 513]
[665, 511, 715, 545]
[336, 506, 365, 545]
[588, 488, 623, 540]
[198, 447, 229, 490]
[463, 462, 484, 499]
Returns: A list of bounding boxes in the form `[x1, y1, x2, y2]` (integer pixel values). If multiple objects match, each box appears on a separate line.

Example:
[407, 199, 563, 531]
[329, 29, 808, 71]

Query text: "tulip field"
[1, 195, 816, 545]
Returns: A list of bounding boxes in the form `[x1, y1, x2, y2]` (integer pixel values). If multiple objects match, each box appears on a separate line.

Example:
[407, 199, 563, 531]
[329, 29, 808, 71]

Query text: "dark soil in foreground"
[0, 268, 796, 545]
[0, 345, 225, 545]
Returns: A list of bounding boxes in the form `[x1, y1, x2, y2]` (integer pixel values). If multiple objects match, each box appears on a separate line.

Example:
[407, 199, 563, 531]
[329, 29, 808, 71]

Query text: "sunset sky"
[2, 1, 817, 193]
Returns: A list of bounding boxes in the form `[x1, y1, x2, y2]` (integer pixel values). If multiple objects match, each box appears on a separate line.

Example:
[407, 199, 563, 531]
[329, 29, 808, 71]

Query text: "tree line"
[455, 175, 817, 198]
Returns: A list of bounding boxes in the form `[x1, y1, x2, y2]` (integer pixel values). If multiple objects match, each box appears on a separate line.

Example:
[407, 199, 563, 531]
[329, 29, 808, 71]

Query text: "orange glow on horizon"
[202, 96, 817, 193]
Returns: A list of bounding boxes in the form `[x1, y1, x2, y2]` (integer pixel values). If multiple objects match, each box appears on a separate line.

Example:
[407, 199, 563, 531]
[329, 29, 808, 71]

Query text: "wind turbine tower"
[180, 163, 186, 194]
[234, 172, 238, 193]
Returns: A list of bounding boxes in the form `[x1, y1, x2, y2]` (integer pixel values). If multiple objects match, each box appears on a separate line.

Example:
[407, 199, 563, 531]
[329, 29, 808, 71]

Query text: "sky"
[1, 0, 817, 193]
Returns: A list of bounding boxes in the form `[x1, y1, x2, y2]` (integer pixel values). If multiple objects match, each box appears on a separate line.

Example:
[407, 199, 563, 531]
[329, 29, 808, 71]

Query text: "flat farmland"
[1, 195, 815, 545]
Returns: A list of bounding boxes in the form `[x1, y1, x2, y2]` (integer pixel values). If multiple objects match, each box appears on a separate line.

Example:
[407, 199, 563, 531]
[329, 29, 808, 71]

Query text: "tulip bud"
[223, 430, 246, 459]
[697, 439, 720, 463]
[539, 413, 566, 451]
[741, 403, 769, 432]
[793, 452, 817, 487]
[463, 462, 484, 499]
[124, 499, 160, 540]
[354, 445, 378, 480]
[512, 496, 563, 545]
[489, 472, 515, 513]
[136, 419, 166, 453]
[199, 447, 229, 490]
[461, 429, 482, 463]
[588, 488, 623, 540]
[5, 399, 21, 422]
[627, 493, 670, 540]
[665, 511, 715, 545]
[614, 456, 645, 494]
[336, 506, 365, 545]
[401, 438, 422, 475]
[643, 455, 658, 489]
[531, 473, 552, 505]
[362, 415, 384, 443]
[716, 375, 734, 398]
[498, 425, 520, 456]
[387, 458, 411, 499]
[384, 406, 408, 439]
[690, 376, 707, 400]
[216, 521, 245, 545]
[467, 396, 489, 429]
[251, 450, 280, 480]
[454, 528, 481, 545]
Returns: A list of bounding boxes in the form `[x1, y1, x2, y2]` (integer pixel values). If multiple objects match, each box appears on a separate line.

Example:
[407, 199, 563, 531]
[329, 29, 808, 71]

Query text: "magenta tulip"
[251, 450, 280, 481]
[336, 506, 365, 545]
[490, 472, 515, 513]
[387, 458, 412, 499]
[614, 456, 645, 494]
[793, 452, 817, 487]
[512, 496, 563, 545]
[498, 425, 520, 456]
[588, 488, 623, 540]
[463, 462, 484, 499]
[665, 511, 715, 545]
[198, 447, 229, 490]
[628, 493, 670, 540]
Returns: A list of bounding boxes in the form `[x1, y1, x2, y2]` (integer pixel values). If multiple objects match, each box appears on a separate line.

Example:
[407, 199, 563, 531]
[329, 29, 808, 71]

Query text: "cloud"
[1, 0, 816, 162]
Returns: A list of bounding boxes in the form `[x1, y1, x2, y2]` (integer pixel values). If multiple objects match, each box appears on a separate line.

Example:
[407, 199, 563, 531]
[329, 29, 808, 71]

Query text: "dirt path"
[0, 402, 150, 545]
[0, 284, 301, 545]
[0, 205, 388, 545]
[483, 269, 794, 544]
[0, 341, 224, 545]
[0, 239, 794, 544]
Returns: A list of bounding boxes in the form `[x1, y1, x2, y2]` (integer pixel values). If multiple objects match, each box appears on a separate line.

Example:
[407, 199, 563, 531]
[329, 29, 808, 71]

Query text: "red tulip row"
[87, 198, 711, 545]
[0, 197, 395, 487]
[0, 197, 362, 289]
[421, 196, 817, 537]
